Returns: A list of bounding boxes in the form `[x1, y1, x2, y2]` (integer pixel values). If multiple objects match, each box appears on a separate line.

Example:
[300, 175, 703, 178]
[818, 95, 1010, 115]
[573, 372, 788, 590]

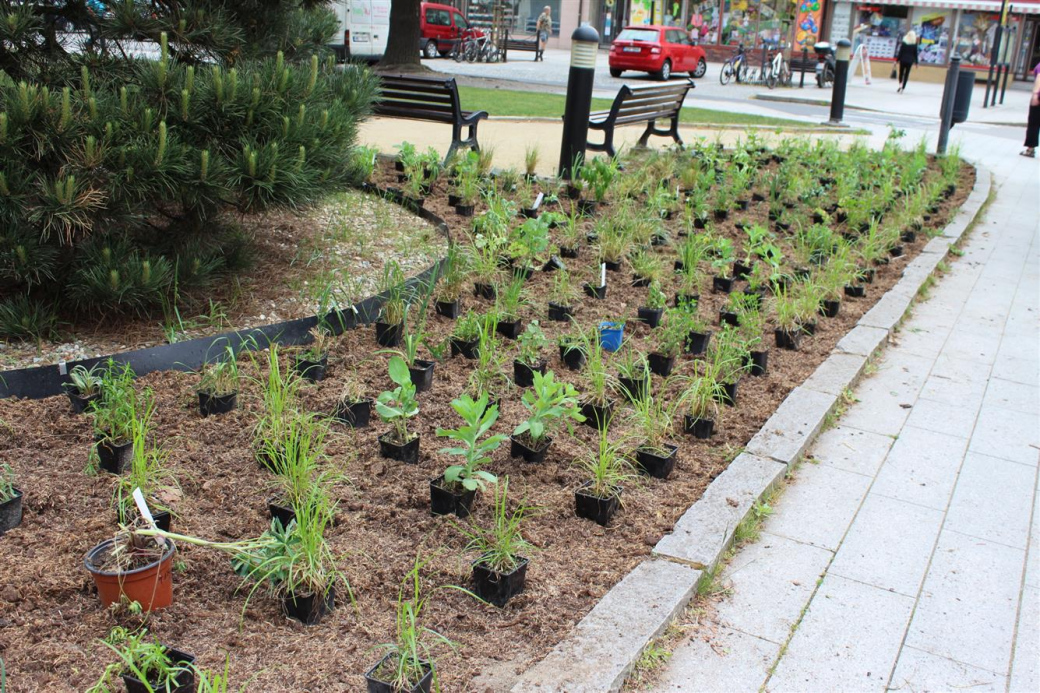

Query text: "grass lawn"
[457, 85, 807, 128]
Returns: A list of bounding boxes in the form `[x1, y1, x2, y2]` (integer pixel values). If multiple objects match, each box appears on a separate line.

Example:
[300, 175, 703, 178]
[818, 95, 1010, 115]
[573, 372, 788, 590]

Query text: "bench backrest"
[609, 80, 693, 124]
[374, 75, 462, 123]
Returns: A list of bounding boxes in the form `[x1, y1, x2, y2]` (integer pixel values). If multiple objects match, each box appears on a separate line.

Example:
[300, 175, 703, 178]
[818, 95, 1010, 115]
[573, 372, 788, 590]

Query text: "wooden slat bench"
[504, 34, 538, 61]
[373, 75, 488, 164]
[587, 80, 695, 158]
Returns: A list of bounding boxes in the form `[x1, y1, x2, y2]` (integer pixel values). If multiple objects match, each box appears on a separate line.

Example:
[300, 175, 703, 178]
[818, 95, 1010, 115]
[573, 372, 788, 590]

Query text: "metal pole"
[1000, 61, 1011, 103]
[937, 55, 961, 155]
[984, 0, 1010, 108]
[828, 39, 852, 125]
[559, 24, 600, 179]
[799, 47, 807, 88]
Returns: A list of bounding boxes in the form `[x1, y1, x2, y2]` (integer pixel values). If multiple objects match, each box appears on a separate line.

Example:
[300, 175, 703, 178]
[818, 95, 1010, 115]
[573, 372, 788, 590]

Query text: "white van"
[329, 0, 391, 61]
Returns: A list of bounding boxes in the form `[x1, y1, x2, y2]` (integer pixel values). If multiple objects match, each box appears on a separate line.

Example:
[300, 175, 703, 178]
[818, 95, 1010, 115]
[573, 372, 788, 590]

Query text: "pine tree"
[0, 1, 378, 333]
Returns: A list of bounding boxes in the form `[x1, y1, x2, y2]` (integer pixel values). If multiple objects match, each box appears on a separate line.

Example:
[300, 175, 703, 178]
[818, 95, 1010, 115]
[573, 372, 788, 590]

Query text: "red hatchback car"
[609, 25, 707, 81]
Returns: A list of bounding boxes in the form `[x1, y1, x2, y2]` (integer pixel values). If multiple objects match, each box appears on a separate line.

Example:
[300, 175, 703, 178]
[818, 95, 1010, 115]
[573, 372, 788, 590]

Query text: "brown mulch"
[0, 159, 974, 692]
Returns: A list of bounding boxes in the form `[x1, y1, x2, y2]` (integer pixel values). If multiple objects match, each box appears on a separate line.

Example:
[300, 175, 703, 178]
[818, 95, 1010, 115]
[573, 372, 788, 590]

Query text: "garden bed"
[0, 139, 973, 691]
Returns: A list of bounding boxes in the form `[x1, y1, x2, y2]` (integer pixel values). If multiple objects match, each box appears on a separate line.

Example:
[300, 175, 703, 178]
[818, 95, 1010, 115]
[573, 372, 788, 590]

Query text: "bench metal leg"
[636, 117, 684, 150]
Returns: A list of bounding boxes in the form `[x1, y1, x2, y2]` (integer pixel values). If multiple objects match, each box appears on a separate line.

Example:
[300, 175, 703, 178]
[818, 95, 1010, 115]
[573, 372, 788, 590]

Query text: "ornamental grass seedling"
[198, 345, 239, 396]
[113, 399, 179, 525]
[0, 464, 17, 504]
[456, 477, 535, 574]
[87, 627, 193, 693]
[576, 427, 636, 500]
[68, 363, 104, 397]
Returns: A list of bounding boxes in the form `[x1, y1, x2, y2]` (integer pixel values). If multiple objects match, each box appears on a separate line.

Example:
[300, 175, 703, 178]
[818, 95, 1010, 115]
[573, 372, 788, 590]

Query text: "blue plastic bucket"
[599, 322, 624, 352]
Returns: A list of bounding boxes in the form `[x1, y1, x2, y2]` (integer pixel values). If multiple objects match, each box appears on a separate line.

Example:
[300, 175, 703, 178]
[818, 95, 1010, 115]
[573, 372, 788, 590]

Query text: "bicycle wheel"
[736, 61, 748, 83]
[766, 68, 777, 89]
[720, 61, 734, 85]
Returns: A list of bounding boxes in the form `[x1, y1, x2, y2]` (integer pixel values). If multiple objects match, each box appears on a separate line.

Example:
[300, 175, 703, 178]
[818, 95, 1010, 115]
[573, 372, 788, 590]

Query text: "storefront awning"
[869, 0, 1040, 13]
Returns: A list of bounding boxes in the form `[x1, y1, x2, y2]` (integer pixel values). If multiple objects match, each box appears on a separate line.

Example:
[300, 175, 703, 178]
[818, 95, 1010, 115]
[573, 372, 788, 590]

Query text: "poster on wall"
[916, 12, 949, 64]
[795, 0, 825, 49]
[630, 0, 651, 25]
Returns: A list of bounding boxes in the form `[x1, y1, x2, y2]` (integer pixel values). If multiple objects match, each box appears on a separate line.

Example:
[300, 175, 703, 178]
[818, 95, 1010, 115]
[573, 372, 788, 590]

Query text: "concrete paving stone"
[512, 559, 701, 693]
[870, 426, 970, 510]
[990, 354, 1039, 387]
[922, 355, 992, 407]
[905, 530, 1026, 674]
[808, 425, 895, 477]
[1009, 587, 1039, 693]
[939, 329, 1004, 366]
[886, 646, 1006, 692]
[902, 397, 980, 439]
[652, 626, 778, 693]
[714, 534, 833, 643]
[838, 352, 936, 437]
[766, 575, 914, 693]
[1026, 508, 1038, 590]
[836, 325, 889, 358]
[944, 452, 1036, 549]
[744, 387, 838, 467]
[886, 325, 950, 359]
[764, 463, 872, 551]
[896, 254, 944, 295]
[921, 236, 952, 255]
[801, 353, 869, 397]
[859, 291, 915, 332]
[995, 332, 1040, 363]
[909, 302, 961, 331]
[982, 378, 1039, 415]
[654, 454, 788, 569]
[828, 493, 945, 597]
[968, 405, 1039, 467]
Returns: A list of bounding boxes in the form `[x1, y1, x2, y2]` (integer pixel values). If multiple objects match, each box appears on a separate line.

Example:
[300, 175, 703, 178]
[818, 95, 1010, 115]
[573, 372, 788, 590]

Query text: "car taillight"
[650, 46, 661, 54]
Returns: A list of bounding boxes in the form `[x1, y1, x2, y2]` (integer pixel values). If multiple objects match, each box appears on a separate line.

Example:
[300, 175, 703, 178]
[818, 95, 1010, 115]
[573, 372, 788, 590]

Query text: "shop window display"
[687, 0, 721, 43]
[853, 5, 909, 59]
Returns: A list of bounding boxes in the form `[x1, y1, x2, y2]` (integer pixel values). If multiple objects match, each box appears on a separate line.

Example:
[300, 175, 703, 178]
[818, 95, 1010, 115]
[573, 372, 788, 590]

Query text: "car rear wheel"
[610, 67, 623, 78]
[656, 59, 671, 81]
[423, 40, 439, 59]
[693, 57, 707, 78]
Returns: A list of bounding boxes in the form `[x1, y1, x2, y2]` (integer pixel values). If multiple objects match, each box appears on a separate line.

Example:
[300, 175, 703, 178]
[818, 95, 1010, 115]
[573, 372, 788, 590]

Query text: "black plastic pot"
[583, 283, 607, 299]
[863, 267, 877, 284]
[455, 204, 475, 217]
[473, 557, 529, 607]
[775, 328, 801, 350]
[713, 209, 729, 221]
[512, 265, 535, 282]
[674, 292, 699, 308]
[334, 398, 372, 428]
[560, 246, 579, 259]
[268, 497, 296, 529]
[648, 352, 676, 377]
[198, 391, 237, 417]
[733, 261, 754, 279]
[542, 255, 565, 272]
[686, 330, 712, 356]
[683, 415, 715, 439]
[603, 259, 622, 272]
[748, 350, 769, 377]
[618, 375, 649, 402]
[752, 192, 766, 203]
[574, 482, 621, 526]
[0, 489, 23, 536]
[378, 432, 420, 464]
[547, 302, 574, 322]
[447, 193, 461, 207]
[735, 199, 749, 211]
[510, 434, 551, 463]
[802, 320, 817, 336]
[636, 445, 678, 480]
[631, 274, 651, 288]
[719, 310, 740, 327]
[513, 358, 547, 388]
[65, 386, 100, 415]
[890, 245, 905, 258]
[820, 299, 841, 318]
[844, 285, 866, 298]
[282, 587, 334, 625]
[497, 318, 523, 340]
[96, 438, 132, 474]
[716, 380, 738, 407]
[637, 306, 664, 328]
[122, 648, 195, 693]
[365, 653, 433, 693]
[712, 276, 734, 294]
[436, 300, 460, 319]
[294, 353, 328, 382]
[473, 282, 497, 300]
[117, 503, 171, 532]
[580, 400, 613, 430]
[409, 359, 435, 393]
[578, 199, 598, 216]
[693, 216, 707, 229]
[775, 221, 791, 233]
[450, 337, 479, 359]
[560, 344, 586, 370]
[375, 321, 403, 348]
[430, 476, 476, 517]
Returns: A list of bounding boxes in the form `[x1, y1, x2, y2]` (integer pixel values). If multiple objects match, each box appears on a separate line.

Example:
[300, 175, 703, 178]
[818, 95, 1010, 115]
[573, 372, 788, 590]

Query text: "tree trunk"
[379, 0, 422, 71]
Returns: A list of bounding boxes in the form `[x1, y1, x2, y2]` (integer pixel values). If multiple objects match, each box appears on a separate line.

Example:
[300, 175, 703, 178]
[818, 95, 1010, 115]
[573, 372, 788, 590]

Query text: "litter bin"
[952, 71, 974, 126]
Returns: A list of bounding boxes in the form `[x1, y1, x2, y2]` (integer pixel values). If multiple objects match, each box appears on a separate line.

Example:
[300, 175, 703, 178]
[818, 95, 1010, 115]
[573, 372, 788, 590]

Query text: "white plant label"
[601, 263, 606, 288]
[133, 488, 158, 530]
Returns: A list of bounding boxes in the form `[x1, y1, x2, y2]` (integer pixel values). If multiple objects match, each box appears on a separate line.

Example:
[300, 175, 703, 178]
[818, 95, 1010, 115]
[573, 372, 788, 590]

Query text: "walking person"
[895, 30, 918, 93]
[535, 6, 552, 62]
[1022, 61, 1040, 157]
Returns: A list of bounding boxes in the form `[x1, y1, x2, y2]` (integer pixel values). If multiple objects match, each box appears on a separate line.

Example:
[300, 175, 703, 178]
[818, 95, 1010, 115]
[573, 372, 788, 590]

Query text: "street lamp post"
[827, 39, 852, 125]
[558, 23, 600, 180]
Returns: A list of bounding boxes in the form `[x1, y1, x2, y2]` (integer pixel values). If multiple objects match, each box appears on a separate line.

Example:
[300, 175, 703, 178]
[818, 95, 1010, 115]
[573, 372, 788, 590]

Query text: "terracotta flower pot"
[85, 538, 176, 611]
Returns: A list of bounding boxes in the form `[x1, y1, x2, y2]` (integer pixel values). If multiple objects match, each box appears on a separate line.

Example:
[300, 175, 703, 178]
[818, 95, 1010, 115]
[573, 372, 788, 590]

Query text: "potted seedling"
[511, 370, 584, 463]
[637, 281, 667, 328]
[735, 301, 768, 377]
[711, 238, 736, 293]
[629, 248, 663, 288]
[597, 219, 630, 271]
[113, 408, 177, 532]
[615, 347, 650, 402]
[708, 328, 750, 407]
[453, 172, 480, 217]
[65, 363, 104, 414]
[547, 270, 578, 322]
[507, 215, 550, 274]
[376, 262, 407, 347]
[557, 332, 587, 372]
[450, 311, 482, 359]
[87, 627, 195, 693]
[773, 287, 802, 350]
[91, 364, 149, 475]
[494, 274, 527, 339]
[0, 463, 23, 536]
[557, 210, 583, 258]
[384, 288, 437, 393]
[523, 146, 539, 181]
[434, 247, 467, 319]
[680, 374, 721, 439]
[466, 317, 511, 408]
[583, 262, 608, 300]
[515, 177, 542, 218]
[294, 327, 331, 382]
[572, 327, 613, 429]
[457, 478, 534, 607]
[513, 321, 549, 388]
[84, 529, 178, 612]
[333, 369, 372, 428]
[251, 346, 303, 471]
[574, 429, 633, 526]
[650, 309, 689, 376]
[197, 346, 239, 416]
[376, 357, 421, 464]
[263, 413, 332, 528]
[626, 392, 681, 479]
[469, 229, 504, 300]
[432, 394, 505, 517]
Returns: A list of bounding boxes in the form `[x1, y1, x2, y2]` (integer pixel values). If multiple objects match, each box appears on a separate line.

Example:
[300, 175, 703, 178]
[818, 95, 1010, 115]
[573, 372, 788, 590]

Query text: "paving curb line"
[751, 93, 1028, 127]
[510, 163, 993, 693]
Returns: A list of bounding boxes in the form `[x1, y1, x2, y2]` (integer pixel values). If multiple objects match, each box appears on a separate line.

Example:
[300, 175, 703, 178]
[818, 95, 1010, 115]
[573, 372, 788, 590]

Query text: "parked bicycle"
[719, 43, 748, 85]
[453, 33, 500, 63]
[765, 41, 791, 89]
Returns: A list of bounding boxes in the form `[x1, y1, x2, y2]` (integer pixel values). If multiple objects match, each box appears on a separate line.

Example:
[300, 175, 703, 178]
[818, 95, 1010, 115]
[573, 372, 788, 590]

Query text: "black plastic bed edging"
[0, 185, 452, 401]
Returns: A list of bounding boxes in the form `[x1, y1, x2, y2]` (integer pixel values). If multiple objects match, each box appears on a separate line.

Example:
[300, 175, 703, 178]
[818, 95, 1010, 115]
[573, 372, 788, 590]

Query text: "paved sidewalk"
[651, 139, 1039, 690]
